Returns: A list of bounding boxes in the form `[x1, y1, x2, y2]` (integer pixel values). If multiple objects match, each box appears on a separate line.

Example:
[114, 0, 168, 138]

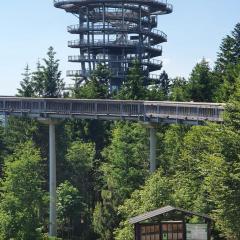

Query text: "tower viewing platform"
[54, 0, 173, 88]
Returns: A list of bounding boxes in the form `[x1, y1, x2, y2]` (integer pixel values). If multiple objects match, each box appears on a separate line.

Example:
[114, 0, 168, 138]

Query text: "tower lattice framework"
[54, 0, 172, 88]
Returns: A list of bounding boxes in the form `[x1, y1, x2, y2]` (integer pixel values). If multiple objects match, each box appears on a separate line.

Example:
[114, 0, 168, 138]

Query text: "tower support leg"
[49, 123, 57, 237]
[149, 127, 157, 173]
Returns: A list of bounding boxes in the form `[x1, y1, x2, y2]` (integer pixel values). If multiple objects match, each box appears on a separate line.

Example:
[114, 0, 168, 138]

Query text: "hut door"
[161, 223, 183, 240]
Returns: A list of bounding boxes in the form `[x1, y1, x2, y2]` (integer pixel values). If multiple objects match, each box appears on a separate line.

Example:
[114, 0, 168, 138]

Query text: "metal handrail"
[66, 70, 162, 79]
[54, 0, 173, 12]
[68, 39, 162, 51]
[68, 55, 162, 66]
[0, 96, 224, 123]
[66, 12, 156, 26]
[67, 24, 167, 40]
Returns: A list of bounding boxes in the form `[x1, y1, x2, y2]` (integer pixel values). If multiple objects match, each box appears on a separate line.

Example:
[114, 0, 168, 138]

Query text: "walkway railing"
[54, 0, 173, 13]
[66, 70, 163, 80]
[67, 24, 167, 41]
[68, 39, 162, 52]
[68, 55, 162, 66]
[0, 97, 224, 124]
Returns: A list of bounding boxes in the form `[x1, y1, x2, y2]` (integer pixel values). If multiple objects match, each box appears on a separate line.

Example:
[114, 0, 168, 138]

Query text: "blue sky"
[0, 0, 239, 95]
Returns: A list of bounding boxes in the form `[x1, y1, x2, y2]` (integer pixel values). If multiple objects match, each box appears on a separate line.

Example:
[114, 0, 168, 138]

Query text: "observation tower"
[54, 0, 173, 89]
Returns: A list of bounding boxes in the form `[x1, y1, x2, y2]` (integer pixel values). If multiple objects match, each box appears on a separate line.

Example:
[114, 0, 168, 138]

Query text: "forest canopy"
[0, 23, 240, 240]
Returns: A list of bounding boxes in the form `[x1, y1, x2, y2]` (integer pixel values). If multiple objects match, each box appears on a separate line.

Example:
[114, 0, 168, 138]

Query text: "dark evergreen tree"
[215, 35, 236, 73]
[118, 60, 147, 100]
[41, 47, 65, 98]
[225, 73, 240, 131]
[57, 181, 84, 239]
[31, 61, 45, 97]
[158, 70, 170, 97]
[169, 77, 189, 101]
[0, 124, 7, 175]
[187, 58, 215, 102]
[217, 63, 240, 102]
[74, 64, 111, 99]
[93, 122, 149, 240]
[17, 64, 34, 97]
[215, 23, 240, 73]
[214, 23, 240, 101]
[31, 47, 64, 98]
[71, 74, 84, 98]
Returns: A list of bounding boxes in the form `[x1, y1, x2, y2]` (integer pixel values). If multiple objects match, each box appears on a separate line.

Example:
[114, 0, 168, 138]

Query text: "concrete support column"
[49, 123, 57, 237]
[149, 127, 157, 173]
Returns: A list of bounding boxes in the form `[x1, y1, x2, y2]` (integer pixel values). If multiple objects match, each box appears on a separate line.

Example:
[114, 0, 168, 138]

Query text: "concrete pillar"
[49, 123, 57, 237]
[149, 127, 157, 173]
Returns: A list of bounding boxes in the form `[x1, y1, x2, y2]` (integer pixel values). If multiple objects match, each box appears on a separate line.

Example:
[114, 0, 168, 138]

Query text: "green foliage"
[115, 124, 240, 240]
[118, 60, 147, 100]
[57, 181, 83, 237]
[57, 181, 82, 222]
[18, 47, 65, 98]
[32, 61, 45, 97]
[115, 170, 175, 240]
[93, 192, 118, 240]
[169, 77, 189, 101]
[4, 20, 240, 240]
[160, 125, 189, 174]
[187, 58, 215, 102]
[4, 117, 39, 152]
[74, 64, 111, 99]
[215, 23, 240, 73]
[214, 23, 240, 101]
[178, 125, 240, 239]
[66, 140, 94, 187]
[0, 124, 7, 169]
[93, 122, 149, 239]
[146, 85, 165, 101]
[101, 122, 149, 202]
[18, 64, 34, 97]
[215, 62, 240, 102]
[158, 70, 170, 97]
[0, 141, 46, 240]
[65, 140, 96, 238]
[224, 75, 240, 130]
[39, 47, 65, 98]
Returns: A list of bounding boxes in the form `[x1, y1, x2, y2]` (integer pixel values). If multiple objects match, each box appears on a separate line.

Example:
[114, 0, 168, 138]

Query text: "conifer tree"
[214, 23, 240, 101]
[215, 23, 240, 73]
[74, 64, 111, 99]
[118, 60, 147, 100]
[31, 60, 44, 97]
[169, 77, 189, 101]
[31, 47, 64, 98]
[41, 47, 65, 98]
[158, 70, 170, 97]
[187, 58, 215, 102]
[17, 64, 34, 97]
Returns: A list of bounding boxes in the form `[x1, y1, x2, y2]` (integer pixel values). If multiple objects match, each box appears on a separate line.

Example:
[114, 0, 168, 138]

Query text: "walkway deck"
[0, 97, 224, 125]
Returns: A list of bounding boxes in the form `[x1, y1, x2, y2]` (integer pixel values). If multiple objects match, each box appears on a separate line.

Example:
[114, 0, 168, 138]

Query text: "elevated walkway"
[0, 96, 224, 237]
[0, 97, 224, 125]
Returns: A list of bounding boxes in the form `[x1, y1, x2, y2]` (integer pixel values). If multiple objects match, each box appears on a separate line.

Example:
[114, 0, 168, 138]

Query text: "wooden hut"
[129, 205, 212, 240]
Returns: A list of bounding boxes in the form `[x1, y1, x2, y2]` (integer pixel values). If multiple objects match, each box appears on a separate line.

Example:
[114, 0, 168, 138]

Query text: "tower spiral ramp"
[54, 0, 172, 89]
